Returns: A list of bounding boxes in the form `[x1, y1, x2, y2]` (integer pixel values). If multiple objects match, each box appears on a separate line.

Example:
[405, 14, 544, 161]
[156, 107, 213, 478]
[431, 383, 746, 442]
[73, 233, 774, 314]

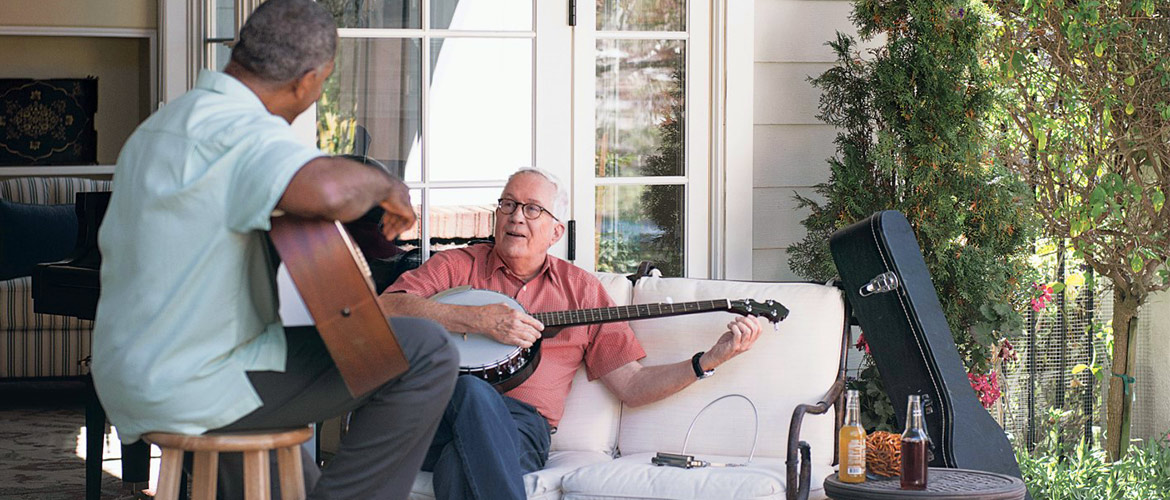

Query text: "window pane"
[431, 0, 532, 31]
[318, 38, 423, 182]
[211, 43, 232, 71]
[597, 0, 684, 31]
[428, 38, 532, 182]
[595, 39, 684, 177]
[595, 184, 683, 276]
[323, 0, 420, 29]
[213, 0, 235, 39]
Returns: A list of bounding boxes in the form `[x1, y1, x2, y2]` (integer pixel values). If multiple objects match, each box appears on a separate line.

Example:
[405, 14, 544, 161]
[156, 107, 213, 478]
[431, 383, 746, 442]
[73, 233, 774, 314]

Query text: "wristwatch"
[691, 351, 715, 379]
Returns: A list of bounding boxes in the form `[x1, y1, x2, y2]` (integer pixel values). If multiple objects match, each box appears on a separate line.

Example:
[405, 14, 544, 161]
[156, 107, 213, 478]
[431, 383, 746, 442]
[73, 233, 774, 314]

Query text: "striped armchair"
[0, 176, 112, 379]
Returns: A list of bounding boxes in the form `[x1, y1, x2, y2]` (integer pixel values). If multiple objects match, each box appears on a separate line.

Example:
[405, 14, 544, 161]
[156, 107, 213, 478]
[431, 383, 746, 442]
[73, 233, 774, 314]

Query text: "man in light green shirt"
[92, 1, 457, 498]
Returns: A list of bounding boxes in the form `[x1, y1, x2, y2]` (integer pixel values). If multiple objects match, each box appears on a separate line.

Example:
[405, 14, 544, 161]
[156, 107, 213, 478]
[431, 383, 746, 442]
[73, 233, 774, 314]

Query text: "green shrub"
[1018, 410, 1170, 499]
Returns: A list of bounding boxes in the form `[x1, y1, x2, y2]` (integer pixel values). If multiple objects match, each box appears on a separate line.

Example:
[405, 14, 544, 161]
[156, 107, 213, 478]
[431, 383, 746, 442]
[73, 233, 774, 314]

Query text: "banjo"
[433, 287, 790, 392]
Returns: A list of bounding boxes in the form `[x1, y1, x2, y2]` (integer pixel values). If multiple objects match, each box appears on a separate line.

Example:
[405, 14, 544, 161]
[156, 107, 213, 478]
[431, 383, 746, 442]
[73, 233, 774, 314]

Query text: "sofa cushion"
[591, 272, 632, 307]
[410, 450, 613, 500]
[0, 326, 92, 378]
[0, 278, 92, 377]
[546, 272, 630, 456]
[561, 452, 830, 500]
[0, 176, 112, 205]
[618, 278, 844, 466]
[0, 200, 77, 280]
[550, 367, 620, 456]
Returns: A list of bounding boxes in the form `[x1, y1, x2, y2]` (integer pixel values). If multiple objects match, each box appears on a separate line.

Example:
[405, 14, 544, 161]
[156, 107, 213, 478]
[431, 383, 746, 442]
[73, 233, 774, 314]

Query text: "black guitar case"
[829, 210, 1026, 487]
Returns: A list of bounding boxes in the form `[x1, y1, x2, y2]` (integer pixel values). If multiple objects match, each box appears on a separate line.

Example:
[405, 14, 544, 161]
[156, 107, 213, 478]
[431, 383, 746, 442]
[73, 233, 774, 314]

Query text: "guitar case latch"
[859, 271, 900, 297]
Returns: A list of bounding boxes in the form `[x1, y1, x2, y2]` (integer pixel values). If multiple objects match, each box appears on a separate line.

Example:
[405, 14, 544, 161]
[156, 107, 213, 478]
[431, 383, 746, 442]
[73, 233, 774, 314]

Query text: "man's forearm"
[379, 292, 481, 333]
[610, 357, 708, 408]
[279, 156, 401, 222]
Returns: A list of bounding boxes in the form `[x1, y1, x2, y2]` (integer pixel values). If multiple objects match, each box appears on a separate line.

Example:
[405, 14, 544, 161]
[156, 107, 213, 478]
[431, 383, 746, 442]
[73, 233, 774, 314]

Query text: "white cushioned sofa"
[409, 274, 849, 500]
[0, 176, 111, 380]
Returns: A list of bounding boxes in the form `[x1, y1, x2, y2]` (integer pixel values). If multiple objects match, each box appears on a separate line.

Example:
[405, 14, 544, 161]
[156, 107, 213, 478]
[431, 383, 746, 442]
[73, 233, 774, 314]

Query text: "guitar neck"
[532, 299, 733, 328]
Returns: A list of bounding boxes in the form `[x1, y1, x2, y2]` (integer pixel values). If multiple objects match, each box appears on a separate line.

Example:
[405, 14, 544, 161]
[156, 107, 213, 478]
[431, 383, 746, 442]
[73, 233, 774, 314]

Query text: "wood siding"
[752, 0, 878, 280]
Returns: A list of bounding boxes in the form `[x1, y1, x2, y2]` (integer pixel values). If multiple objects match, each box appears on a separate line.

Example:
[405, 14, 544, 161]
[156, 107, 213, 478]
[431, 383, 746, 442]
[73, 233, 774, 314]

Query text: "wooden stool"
[143, 426, 313, 500]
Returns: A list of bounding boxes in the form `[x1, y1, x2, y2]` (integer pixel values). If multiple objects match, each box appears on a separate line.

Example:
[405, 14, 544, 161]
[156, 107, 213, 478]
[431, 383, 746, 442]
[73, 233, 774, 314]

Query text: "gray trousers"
[210, 318, 459, 500]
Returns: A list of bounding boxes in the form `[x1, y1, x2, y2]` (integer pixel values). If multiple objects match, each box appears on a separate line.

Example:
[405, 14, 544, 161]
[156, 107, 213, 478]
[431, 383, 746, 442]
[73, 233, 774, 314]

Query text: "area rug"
[0, 407, 145, 499]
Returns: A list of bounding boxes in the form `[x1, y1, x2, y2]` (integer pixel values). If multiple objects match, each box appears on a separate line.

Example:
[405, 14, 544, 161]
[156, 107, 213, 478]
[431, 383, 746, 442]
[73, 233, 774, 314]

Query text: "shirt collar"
[194, 70, 267, 112]
[485, 244, 560, 287]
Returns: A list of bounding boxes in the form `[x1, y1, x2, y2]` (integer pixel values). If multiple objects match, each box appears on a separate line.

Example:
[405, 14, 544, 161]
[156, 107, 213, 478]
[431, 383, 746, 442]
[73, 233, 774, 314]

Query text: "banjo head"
[433, 288, 525, 372]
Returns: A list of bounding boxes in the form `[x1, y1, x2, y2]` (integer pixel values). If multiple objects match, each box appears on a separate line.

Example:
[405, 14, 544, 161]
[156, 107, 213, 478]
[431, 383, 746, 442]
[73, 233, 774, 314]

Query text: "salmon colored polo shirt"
[387, 243, 646, 427]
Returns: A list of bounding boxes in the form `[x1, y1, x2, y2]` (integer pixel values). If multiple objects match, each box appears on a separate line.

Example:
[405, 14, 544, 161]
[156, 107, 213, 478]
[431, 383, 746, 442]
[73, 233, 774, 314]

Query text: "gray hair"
[510, 167, 569, 221]
[231, 0, 338, 83]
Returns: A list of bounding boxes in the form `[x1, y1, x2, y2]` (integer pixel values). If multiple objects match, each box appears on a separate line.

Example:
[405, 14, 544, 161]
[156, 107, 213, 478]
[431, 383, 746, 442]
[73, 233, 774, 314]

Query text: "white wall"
[751, 0, 877, 281]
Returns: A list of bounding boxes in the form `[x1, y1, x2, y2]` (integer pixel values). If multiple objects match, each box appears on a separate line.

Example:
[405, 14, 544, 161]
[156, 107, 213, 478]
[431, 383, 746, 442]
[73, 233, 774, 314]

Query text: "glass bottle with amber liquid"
[837, 389, 866, 483]
[900, 395, 929, 490]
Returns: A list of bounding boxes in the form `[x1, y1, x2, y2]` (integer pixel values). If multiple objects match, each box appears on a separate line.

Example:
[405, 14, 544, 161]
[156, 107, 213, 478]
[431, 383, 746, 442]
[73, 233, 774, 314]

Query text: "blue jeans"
[422, 376, 552, 500]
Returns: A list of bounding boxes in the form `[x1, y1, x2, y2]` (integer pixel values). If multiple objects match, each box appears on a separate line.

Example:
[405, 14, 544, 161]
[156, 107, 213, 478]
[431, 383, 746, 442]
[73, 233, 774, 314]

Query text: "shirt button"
[522, 286, 527, 291]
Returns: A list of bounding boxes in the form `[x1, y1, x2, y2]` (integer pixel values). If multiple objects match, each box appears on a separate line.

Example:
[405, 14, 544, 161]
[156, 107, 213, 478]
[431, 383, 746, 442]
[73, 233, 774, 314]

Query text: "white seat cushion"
[561, 452, 830, 500]
[410, 450, 613, 500]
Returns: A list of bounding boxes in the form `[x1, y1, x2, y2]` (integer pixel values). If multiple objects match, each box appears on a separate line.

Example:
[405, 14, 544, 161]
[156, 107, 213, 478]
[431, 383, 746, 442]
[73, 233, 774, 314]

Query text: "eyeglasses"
[497, 198, 558, 221]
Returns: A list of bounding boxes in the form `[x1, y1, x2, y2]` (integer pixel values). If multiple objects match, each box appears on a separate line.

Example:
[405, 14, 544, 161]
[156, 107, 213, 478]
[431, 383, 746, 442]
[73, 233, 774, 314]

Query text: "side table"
[823, 468, 1026, 500]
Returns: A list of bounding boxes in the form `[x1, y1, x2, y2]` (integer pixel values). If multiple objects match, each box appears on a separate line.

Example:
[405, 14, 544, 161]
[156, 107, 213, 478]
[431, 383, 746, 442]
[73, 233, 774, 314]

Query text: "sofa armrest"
[786, 379, 844, 500]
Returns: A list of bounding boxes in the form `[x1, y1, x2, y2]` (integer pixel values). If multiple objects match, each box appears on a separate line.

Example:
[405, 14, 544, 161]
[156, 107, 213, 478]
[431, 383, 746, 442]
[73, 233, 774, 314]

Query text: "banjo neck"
[436, 288, 786, 391]
[531, 299, 735, 329]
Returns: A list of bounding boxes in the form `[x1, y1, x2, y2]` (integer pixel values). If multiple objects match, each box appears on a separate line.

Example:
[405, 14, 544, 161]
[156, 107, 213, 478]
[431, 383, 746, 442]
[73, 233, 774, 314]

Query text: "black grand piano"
[32, 191, 152, 500]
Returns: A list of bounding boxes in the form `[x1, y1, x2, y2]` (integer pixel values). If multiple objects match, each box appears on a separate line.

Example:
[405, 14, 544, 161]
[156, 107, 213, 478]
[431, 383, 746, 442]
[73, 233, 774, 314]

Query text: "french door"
[192, 0, 713, 277]
[572, 0, 709, 277]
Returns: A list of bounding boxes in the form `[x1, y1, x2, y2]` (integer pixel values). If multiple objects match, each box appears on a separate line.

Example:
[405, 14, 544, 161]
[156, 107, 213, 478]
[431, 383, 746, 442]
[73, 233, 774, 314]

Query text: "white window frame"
[156, 0, 752, 278]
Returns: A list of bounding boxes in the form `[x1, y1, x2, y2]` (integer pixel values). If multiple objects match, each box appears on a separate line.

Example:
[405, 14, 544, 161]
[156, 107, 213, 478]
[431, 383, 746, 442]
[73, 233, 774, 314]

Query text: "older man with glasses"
[380, 167, 762, 500]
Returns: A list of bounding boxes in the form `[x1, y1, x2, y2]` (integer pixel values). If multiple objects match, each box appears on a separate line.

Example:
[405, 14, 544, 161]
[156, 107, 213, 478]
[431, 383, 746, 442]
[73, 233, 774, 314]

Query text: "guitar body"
[829, 210, 1026, 489]
[269, 214, 409, 398]
[434, 288, 789, 392]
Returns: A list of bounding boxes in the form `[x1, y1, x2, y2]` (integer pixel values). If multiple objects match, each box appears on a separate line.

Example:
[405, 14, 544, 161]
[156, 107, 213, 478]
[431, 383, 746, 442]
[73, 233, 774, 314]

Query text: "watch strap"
[691, 351, 714, 379]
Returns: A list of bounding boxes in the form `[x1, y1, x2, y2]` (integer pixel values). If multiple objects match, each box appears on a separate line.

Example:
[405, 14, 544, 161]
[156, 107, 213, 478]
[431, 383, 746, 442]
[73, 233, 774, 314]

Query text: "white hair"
[509, 167, 569, 221]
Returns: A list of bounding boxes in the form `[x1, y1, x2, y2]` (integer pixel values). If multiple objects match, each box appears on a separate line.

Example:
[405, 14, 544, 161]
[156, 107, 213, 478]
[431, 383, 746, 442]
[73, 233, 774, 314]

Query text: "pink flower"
[968, 371, 1001, 409]
[1030, 283, 1054, 312]
[855, 332, 871, 355]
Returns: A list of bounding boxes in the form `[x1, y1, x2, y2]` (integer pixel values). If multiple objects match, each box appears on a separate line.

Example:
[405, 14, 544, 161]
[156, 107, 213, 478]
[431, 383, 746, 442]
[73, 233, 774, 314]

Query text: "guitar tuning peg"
[773, 322, 780, 332]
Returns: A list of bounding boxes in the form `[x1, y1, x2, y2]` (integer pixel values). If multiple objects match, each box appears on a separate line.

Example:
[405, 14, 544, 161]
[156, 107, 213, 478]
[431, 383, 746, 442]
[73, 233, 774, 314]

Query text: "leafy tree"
[989, 0, 1170, 459]
[789, 0, 1038, 426]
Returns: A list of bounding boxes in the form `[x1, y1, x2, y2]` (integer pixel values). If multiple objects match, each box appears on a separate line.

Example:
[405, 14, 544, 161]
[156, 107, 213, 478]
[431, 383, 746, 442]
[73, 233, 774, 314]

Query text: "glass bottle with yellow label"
[838, 389, 867, 483]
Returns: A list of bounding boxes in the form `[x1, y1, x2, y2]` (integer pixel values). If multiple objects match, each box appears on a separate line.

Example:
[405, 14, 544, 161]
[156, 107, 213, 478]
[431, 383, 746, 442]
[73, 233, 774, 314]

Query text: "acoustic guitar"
[269, 213, 408, 398]
[434, 287, 790, 392]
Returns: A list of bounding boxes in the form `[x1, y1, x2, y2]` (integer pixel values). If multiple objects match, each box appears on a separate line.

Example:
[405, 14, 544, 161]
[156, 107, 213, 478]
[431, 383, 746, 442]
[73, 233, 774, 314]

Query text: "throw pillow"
[0, 200, 78, 280]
